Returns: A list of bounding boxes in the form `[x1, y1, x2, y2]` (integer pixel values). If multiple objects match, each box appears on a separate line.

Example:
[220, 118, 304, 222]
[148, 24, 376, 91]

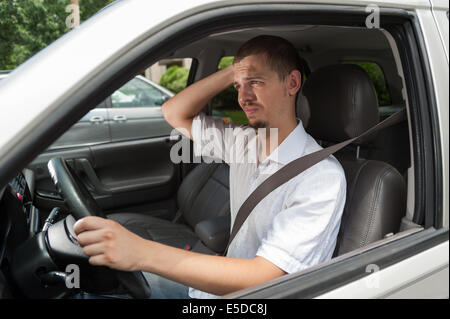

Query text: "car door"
[29, 77, 183, 220]
[48, 100, 110, 150]
[107, 76, 174, 142]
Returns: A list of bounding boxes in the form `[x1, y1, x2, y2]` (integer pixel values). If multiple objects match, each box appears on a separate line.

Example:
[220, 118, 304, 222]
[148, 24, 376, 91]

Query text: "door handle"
[90, 116, 104, 123]
[113, 115, 127, 122]
[166, 134, 182, 142]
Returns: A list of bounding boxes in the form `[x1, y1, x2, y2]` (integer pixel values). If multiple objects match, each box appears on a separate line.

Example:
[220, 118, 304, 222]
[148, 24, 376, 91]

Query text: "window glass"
[107, 58, 193, 142]
[159, 65, 190, 93]
[152, 57, 192, 94]
[211, 56, 247, 125]
[95, 99, 107, 108]
[342, 61, 392, 106]
[111, 78, 169, 107]
[49, 58, 195, 148]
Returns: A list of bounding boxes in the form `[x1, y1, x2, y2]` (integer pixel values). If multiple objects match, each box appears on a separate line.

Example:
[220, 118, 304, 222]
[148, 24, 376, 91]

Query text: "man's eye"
[250, 81, 262, 86]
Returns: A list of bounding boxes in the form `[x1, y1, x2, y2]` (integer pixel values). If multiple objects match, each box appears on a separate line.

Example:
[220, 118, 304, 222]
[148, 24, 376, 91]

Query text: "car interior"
[0, 21, 427, 298]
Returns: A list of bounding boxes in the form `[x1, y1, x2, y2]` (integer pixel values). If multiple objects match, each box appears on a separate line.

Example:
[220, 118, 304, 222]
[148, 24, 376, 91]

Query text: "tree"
[0, 1, 20, 69]
[159, 65, 189, 93]
[0, 0, 114, 70]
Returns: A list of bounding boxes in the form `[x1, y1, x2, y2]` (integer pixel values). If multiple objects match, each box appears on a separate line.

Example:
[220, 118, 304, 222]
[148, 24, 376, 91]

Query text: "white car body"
[0, 0, 447, 299]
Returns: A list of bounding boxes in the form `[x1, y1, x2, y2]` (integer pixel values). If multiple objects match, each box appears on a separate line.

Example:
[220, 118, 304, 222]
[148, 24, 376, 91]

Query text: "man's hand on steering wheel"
[47, 157, 151, 298]
[74, 216, 148, 272]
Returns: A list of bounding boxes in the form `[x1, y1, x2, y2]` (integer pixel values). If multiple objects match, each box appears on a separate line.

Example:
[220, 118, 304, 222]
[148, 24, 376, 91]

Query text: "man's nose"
[238, 85, 256, 106]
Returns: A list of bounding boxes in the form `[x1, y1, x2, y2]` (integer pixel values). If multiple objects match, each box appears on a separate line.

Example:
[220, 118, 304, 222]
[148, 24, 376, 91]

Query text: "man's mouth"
[244, 107, 259, 115]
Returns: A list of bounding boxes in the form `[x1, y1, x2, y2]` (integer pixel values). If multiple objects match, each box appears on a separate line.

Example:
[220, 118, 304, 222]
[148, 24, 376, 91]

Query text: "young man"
[74, 35, 346, 299]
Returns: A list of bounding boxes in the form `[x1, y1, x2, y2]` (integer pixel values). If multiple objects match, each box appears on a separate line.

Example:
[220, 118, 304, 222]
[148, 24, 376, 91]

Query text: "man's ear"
[287, 70, 302, 96]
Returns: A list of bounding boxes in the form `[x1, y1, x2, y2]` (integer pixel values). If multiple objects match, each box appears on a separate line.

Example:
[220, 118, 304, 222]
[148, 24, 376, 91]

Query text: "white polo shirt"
[188, 112, 346, 299]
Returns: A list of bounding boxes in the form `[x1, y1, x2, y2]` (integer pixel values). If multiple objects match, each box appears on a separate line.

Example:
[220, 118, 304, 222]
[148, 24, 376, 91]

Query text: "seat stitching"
[344, 160, 369, 225]
[336, 160, 368, 252]
[208, 176, 229, 191]
[361, 166, 391, 247]
[210, 174, 229, 189]
[351, 77, 356, 138]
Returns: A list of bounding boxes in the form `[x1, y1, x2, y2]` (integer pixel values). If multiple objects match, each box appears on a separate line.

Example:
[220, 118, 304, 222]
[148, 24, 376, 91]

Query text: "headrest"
[296, 64, 379, 144]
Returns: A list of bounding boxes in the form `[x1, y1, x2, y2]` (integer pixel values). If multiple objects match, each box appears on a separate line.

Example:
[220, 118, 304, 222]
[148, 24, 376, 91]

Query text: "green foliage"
[221, 110, 248, 125]
[159, 65, 189, 94]
[78, 0, 114, 21]
[212, 56, 240, 110]
[0, 0, 114, 70]
[0, 1, 19, 69]
[218, 56, 234, 70]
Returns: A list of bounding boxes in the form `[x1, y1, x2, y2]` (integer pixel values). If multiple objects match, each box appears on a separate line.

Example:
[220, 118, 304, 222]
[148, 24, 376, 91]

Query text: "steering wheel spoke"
[46, 157, 151, 299]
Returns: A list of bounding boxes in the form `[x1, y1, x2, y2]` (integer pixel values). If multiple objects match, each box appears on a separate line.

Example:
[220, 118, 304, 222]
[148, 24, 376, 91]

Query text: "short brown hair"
[234, 35, 302, 80]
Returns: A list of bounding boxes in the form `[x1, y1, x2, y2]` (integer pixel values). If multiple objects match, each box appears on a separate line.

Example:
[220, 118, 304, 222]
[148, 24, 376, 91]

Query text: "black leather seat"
[108, 162, 230, 249]
[297, 64, 407, 256]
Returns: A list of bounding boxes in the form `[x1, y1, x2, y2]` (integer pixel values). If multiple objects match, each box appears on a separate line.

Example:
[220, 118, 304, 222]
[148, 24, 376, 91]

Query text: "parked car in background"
[1, 72, 230, 149]
[0, 71, 10, 81]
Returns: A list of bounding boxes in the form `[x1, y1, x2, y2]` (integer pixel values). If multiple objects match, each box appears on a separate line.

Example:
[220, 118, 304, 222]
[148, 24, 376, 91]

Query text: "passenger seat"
[108, 162, 230, 249]
[297, 64, 407, 256]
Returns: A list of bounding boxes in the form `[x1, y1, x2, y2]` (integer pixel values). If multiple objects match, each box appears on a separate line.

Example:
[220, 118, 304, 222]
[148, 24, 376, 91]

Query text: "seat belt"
[223, 108, 407, 255]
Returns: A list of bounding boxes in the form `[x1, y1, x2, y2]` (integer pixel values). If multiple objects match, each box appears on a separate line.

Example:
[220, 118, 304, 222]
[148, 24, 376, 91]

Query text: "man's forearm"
[162, 65, 234, 126]
[74, 214, 285, 296]
[138, 239, 285, 296]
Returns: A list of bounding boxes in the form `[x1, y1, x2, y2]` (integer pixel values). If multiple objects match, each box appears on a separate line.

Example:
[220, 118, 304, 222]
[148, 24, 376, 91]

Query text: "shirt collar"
[263, 120, 308, 166]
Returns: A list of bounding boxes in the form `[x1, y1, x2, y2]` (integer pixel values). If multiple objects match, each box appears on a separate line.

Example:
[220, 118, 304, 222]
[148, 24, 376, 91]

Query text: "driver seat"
[296, 64, 407, 256]
[108, 162, 230, 249]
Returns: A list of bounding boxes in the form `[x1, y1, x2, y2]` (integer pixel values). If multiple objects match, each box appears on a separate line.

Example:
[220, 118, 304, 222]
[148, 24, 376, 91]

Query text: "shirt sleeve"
[256, 166, 347, 274]
[191, 112, 239, 164]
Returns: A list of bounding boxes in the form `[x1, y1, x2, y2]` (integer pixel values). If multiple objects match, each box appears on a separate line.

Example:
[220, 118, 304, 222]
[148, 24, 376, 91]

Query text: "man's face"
[233, 54, 291, 129]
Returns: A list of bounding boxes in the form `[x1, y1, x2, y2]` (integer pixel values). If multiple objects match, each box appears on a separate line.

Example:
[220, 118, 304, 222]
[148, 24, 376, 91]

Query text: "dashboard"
[1, 167, 143, 298]
[0, 169, 118, 298]
[0, 170, 39, 297]
[7, 171, 34, 228]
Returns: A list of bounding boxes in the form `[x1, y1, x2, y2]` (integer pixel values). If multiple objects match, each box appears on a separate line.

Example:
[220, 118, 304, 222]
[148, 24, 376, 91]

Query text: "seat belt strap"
[223, 108, 407, 255]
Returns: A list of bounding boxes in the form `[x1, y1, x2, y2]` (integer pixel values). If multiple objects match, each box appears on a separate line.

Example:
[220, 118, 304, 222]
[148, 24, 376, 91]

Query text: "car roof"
[0, 0, 435, 157]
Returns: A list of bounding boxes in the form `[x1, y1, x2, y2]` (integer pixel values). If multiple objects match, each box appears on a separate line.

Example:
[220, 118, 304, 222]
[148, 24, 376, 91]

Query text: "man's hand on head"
[73, 216, 148, 272]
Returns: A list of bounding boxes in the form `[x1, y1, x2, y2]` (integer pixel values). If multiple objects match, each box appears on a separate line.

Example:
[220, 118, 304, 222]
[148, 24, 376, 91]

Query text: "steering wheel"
[47, 157, 151, 299]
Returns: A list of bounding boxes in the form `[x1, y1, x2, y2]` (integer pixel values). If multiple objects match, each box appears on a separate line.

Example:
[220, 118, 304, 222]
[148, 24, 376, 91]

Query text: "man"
[74, 35, 346, 299]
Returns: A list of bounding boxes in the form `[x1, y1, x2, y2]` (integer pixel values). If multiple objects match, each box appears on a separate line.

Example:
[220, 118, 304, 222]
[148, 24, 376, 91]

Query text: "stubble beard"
[249, 120, 269, 129]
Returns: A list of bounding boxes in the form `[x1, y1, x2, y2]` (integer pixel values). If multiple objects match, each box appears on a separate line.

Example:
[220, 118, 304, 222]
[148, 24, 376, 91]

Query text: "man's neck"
[256, 118, 298, 166]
